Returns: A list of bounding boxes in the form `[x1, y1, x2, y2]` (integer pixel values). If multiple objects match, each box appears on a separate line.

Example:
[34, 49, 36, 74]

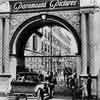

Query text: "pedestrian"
[80, 79, 88, 100]
[70, 73, 77, 88]
[53, 74, 57, 86]
[70, 73, 77, 100]
[48, 72, 54, 98]
[38, 71, 44, 81]
[87, 73, 92, 100]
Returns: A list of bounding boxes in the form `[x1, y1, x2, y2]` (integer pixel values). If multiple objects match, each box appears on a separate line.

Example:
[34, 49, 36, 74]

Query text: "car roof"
[17, 72, 39, 76]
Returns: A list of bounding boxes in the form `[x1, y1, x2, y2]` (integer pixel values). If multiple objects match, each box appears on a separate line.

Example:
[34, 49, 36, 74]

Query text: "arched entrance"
[9, 14, 81, 75]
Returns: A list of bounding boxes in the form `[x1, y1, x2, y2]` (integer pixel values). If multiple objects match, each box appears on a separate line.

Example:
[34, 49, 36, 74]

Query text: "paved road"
[49, 96, 72, 100]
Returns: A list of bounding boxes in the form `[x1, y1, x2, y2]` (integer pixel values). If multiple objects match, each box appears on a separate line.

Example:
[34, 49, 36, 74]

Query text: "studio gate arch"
[9, 14, 81, 73]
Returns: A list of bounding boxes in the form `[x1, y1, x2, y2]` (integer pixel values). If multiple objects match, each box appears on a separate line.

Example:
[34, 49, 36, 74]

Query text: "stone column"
[88, 12, 97, 96]
[81, 13, 88, 74]
[0, 16, 11, 98]
[0, 18, 3, 73]
[76, 56, 81, 76]
[9, 56, 17, 79]
[88, 13, 95, 74]
[4, 17, 10, 73]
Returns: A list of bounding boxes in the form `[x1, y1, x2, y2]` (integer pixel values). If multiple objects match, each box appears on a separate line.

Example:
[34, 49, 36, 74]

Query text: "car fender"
[34, 84, 44, 92]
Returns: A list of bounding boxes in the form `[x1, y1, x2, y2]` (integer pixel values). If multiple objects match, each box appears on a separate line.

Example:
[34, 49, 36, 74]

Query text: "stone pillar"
[0, 18, 3, 73]
[0, 16, 11, 99]
[88, 12, 97, 96]
[76, 56, 81, 76]
[81, 13, 88, 74]
[9, 56, 16, 79]
[88, 13, 95, 74]
[3, 17, 10, 73]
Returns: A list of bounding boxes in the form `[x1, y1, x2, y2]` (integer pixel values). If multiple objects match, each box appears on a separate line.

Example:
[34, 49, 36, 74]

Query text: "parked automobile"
[10, 72, 52, 100]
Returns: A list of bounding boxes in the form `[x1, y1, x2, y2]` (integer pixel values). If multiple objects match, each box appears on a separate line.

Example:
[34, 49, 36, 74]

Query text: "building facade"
[24, 26, 71, 73]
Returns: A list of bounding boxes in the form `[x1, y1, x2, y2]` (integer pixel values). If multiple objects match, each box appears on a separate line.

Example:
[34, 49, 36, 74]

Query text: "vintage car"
[10, 72, 52, 100]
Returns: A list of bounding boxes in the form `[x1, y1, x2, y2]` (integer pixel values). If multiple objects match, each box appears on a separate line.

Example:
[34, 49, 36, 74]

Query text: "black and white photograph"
[0, 0, 100, 100]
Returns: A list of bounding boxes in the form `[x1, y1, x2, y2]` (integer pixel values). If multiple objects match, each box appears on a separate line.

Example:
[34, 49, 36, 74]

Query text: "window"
[45, 44, 47, 51]
[33, 35, 37, 50]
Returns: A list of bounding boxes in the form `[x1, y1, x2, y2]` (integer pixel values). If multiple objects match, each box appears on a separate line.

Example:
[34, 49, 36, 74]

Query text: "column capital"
[0, 14, 10, 19]
[80, 9, 96, 14]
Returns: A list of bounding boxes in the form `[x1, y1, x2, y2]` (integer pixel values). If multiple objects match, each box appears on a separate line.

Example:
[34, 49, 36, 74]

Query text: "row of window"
[32, 34, 70, 56]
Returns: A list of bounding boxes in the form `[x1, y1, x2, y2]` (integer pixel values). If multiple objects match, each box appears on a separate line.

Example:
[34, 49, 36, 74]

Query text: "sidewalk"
[54, 84, 99, 100]
[55, 83, 72, 96]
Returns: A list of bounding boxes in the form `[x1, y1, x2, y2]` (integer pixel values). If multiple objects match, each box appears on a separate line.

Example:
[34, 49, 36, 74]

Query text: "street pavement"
[8, 95, 72, 100]
[49, 96, 72, 100]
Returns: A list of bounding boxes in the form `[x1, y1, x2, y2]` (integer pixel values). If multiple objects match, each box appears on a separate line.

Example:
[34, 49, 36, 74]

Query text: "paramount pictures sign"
[9, 0, 80, 12]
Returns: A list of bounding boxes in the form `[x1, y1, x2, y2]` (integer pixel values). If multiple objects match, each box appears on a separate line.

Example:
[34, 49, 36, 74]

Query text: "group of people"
[63, 71, 92, 100]
[67, 73, 92, 100]
[80, 74, 92, 100]
[64, 72, 78, 88]
[39, 71, 57, 98]
[39, 70, 92, 100]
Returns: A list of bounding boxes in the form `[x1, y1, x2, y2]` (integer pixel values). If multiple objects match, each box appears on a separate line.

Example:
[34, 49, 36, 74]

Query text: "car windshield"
[16, 72, 41, 82]
[25, 74, 40, 81]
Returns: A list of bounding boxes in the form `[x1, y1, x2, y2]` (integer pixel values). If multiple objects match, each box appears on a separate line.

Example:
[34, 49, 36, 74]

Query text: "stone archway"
[9, 14, 81, 74]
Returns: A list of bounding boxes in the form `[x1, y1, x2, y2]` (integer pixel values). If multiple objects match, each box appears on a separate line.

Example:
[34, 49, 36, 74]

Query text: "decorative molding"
[9, 13, 39, 40]
[0, 74, 11, 78]
[49, 11, 80, 35]
[9, 11, 80, 41]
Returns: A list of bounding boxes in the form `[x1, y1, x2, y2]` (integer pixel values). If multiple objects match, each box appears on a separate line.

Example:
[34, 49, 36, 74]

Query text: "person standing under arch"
[87, 73, 92, 100]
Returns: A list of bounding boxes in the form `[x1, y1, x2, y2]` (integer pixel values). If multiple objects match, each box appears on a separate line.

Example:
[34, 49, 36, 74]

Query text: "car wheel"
[37, 89, 44, 100]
